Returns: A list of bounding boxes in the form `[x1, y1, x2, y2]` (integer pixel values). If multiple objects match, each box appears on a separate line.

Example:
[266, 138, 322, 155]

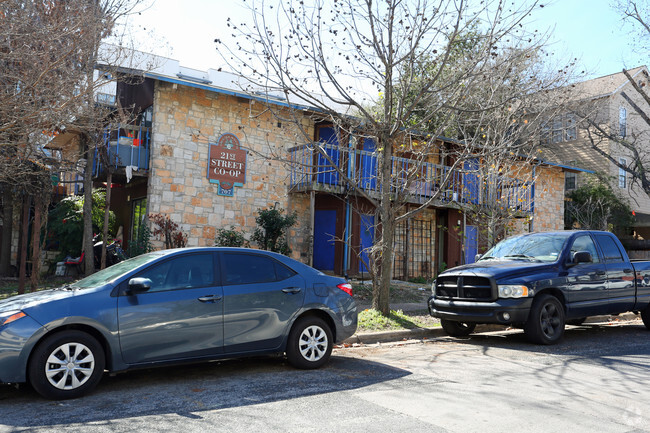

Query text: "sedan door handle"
[198, 295, 222, 303]
[282, 287, 302, 294]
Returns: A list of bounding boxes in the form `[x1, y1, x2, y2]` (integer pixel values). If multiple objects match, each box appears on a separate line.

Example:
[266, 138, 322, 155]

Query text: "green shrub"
[251, 205, 297, 255]
[215, 226, 248, 247]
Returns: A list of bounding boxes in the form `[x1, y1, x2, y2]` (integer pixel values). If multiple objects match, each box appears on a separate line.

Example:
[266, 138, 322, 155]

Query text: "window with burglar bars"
[393, 219, 433, 281]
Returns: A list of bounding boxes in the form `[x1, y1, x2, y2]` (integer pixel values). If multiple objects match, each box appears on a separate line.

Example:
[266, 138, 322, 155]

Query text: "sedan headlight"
[498, 285, 529, 298]
[0, 311, 26, 327]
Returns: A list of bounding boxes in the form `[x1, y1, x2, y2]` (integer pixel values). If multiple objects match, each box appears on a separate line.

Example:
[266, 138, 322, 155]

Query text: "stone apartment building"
[35, 51, 576, 278]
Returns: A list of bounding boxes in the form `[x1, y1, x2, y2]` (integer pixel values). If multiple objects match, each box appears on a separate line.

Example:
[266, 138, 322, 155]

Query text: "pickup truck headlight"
[498, 285, 529, 298]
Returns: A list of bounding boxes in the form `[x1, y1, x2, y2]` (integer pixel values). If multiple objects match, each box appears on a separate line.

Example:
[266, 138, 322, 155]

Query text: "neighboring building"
[544, 66, 650, 238]
[31, 51, 576, 277]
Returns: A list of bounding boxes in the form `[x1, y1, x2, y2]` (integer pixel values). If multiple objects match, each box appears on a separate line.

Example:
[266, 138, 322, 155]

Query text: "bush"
[565, 182, 634, 233]
[251, 205, 297, 255]
[127, 221, 153, 257]
[215, 226, 248, 247]
[46, 189, 115, 256]
[150, 213, 187, 249]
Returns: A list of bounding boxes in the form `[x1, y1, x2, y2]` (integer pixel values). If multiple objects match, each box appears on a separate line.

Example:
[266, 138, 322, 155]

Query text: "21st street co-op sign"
[207, 133, 247, 197]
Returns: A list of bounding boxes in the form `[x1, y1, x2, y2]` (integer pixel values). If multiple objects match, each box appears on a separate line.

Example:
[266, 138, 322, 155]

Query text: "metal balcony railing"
[289, 143, 533, 213]
[93, 124, 150, 176]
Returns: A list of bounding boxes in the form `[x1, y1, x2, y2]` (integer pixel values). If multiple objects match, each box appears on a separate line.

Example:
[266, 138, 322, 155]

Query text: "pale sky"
[124, 0, 645, 79]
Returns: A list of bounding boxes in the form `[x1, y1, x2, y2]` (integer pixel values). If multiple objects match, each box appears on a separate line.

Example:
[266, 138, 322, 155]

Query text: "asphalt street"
[1, 321, 649, 433]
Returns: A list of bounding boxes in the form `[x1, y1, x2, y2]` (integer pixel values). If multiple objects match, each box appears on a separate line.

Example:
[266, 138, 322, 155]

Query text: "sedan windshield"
[479, 232, 572, 263]
[73, 252, 166, 288]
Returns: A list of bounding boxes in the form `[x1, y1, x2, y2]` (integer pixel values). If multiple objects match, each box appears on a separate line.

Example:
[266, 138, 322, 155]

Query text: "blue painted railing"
[93, 124, 150, 176]
[289, 143, 533, 213]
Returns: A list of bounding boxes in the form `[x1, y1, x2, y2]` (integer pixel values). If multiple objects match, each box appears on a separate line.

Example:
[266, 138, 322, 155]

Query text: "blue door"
[314, 210, 337, 271]
[316, 126, 340, 185]
[360, 138, 377, 190]
[359, 214, 374, 273]
[463, 158, 480, 204]
[464, 225, 478, 264]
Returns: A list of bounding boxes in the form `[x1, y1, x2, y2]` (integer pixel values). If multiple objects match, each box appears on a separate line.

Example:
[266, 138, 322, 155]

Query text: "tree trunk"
[18, 194, 31, 294]
[371, 132, 396, 316]
[29, 193, 44, 291]
[0, 186, 13, 276]
[82, 135, 95, 275]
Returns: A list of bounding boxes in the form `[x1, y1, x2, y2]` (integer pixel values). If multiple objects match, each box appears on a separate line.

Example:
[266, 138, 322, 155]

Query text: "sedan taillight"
[337, 283, 353, 296]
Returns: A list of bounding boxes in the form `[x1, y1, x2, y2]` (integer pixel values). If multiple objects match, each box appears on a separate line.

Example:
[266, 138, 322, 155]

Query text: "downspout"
[342, 136, 356, 278]
[530, 165, 536, 232]
[309, 190, 315, 267]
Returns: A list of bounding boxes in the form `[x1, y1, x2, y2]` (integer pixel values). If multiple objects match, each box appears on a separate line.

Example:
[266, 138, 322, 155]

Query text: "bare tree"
[219, 0, 574, 314]
[0, 0, 145, 287]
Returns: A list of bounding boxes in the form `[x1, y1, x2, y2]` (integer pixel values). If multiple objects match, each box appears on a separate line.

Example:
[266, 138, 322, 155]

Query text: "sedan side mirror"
[127, 277, 152, 294]
[572, 251, 592, 265]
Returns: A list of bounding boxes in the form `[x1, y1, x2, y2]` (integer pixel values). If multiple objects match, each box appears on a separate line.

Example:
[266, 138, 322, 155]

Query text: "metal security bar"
[393, 219, 433, 281]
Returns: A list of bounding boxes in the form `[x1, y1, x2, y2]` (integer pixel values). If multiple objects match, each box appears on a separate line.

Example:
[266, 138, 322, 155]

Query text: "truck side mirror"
[572, 251, 592, 264]
[475, 254, 482, 262]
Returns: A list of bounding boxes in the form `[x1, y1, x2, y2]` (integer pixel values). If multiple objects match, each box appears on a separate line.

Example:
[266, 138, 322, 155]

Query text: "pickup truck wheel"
[641, 306, 650, 330]
[441, 320, 476, 337]
[524, 294, 565, 345]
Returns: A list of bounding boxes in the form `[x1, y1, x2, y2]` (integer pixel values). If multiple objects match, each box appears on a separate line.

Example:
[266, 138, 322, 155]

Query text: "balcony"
[289, 143, 533, 214]
[93, 124, 150, 179]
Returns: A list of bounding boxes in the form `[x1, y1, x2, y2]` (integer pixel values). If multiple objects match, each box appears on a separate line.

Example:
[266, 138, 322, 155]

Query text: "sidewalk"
[341, 310, 643, 346]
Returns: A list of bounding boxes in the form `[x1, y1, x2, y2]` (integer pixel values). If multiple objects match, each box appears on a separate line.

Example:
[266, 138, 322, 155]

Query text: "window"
[565, 172, 576, 190]
[594, 234, 624, 263]
[131, 198, 147, 243]
[540, 114, 577, 145]
[565, 161, 577, 190]
[565, 114, 577, 141]
[136, 253, 214, 292]
[619, 107, 627, 138]
[618, 157, 627, 189]
[222, 253, 296, 285]
[569, 235, 599, 263]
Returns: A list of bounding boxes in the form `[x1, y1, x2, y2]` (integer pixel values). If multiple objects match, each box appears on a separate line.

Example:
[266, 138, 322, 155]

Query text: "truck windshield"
[479, 232, 572, 263]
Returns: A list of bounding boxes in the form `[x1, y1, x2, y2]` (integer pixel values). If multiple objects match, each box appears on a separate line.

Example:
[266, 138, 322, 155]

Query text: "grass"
[353, 283, 429, 303]
[0, 277, 71, 300]
[357, 308, 439, 332]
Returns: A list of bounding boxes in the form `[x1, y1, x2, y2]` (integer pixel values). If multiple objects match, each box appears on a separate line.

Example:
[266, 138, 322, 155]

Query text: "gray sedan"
[0, 247, 357, 400]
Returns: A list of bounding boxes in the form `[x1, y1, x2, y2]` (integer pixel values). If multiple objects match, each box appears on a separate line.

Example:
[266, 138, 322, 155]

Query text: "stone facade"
[143, 78, 567, 274]
[148, 82, 313, 260]
[531, 165, 565, 232]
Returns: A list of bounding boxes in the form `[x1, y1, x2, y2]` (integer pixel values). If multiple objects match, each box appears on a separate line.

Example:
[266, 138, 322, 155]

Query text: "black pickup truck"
[428, 230, 650, 344]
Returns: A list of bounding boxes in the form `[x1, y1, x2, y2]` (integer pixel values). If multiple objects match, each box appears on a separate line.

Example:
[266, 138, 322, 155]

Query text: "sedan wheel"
[29, 331, 105, 400]
[286, 317, 333, 369]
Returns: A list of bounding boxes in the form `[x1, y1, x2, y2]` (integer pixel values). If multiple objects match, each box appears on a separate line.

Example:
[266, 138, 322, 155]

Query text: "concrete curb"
[341, 313, 643, 346]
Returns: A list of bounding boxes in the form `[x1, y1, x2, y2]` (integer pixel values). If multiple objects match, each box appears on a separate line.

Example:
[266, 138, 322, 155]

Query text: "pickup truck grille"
[435, 276, 494, 301]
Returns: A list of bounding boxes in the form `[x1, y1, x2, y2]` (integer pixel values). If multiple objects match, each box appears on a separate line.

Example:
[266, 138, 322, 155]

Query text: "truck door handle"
[624, 268, 633, 274]
[198, 295, 222, 303]
[282, 287, 302, 294]
[595, 270, 607, 276]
